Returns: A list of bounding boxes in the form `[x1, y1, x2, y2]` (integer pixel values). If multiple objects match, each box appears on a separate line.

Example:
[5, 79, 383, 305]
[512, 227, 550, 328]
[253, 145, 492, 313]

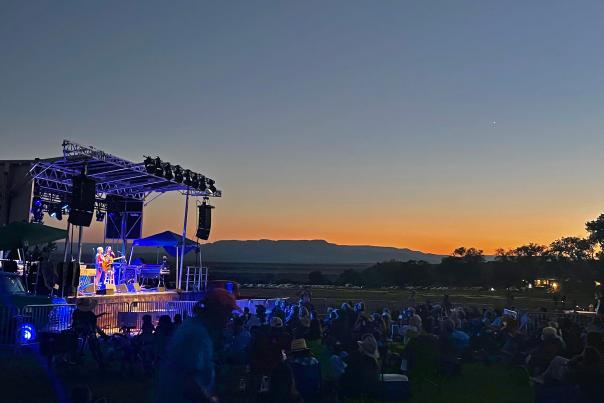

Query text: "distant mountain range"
[201, 239, 445, 264]
[55, 239, 445, 265]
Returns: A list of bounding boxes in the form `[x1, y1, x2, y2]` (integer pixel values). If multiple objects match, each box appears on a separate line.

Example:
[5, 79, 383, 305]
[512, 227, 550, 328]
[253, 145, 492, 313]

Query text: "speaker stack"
[68, 174, 96, 227]
[196, 203, 214, 240]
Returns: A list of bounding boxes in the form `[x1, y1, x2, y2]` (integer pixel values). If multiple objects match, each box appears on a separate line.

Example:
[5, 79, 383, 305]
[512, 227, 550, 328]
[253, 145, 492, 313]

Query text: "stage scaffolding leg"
[175, 246, 180, 290]
[73, 225, 83, 296]
[61, 222, 71, 298]
[179, 189, 190, 290]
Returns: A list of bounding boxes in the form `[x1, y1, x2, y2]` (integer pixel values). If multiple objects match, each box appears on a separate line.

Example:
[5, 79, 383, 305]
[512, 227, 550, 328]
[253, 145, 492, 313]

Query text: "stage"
[68, 290, 183, 304]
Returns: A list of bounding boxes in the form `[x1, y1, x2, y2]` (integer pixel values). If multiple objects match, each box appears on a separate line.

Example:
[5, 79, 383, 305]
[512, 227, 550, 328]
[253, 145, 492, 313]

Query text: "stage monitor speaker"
[68, 174, 96, 227]
[196, 204, 214, 240]
[117, 284, 128, 293]
[127, 282, 141, 293]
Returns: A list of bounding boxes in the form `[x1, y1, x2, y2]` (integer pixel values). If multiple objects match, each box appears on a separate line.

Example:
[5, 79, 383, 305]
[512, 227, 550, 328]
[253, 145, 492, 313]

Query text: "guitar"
[101, 255, 125, 272]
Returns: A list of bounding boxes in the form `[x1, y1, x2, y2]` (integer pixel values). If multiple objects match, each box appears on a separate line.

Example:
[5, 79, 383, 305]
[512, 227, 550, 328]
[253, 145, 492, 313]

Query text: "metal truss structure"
[29, 140, 221, 207]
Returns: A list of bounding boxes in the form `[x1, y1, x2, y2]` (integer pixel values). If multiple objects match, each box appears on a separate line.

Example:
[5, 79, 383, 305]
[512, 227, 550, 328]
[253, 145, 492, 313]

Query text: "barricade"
[128, 300, 197, 330]
[21, 304, 76, 340]
[0, 305, 19, 345]
[95, 302, 129, 335]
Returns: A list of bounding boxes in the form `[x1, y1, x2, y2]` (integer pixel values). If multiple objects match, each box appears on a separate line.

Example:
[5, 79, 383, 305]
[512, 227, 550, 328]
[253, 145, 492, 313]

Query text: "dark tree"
[308, 270, 329, 285]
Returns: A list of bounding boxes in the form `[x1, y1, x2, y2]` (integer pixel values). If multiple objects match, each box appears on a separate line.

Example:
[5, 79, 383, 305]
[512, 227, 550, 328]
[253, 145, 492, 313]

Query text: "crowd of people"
[67, 288, 604, 403]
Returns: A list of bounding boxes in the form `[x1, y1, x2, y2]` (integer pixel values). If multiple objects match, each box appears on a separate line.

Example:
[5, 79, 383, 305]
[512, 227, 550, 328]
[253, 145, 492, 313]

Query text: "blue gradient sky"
[1, 1, 604, 253]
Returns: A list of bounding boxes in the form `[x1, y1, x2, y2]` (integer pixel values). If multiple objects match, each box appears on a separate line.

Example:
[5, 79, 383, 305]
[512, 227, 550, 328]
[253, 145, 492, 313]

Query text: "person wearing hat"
[154, 288, 239, 403]
[287, 338, 322, 401]
[342, 334, 381, 399]
[270, 316, 293, 354]
[527, 326, 567, 376]
[72, 298, 106, 368]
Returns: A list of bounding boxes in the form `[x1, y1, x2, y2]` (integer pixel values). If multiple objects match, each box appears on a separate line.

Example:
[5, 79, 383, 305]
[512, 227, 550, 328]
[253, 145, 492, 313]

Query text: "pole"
[61, 222, 71, 297]
[73, 225, 83, 296]
[180, 189, 190, 290]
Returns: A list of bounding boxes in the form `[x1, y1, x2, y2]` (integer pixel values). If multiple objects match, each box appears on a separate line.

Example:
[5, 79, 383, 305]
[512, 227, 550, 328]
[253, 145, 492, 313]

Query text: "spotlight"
[183, 169, 193, 186]
[50, 204, 63, 221]
[96, 210, 106, 222]
[144, 156, 155, 173]
[16, 323, 36, 344]
[207, 179, 217, 193]
[163, 162, 173, 180]
[154, 157, 163, 176]
[190, 172, 199, 188]
[30, 197, 44, 223]
[197, 176, 207, 191]
[173, 165, 184, 183]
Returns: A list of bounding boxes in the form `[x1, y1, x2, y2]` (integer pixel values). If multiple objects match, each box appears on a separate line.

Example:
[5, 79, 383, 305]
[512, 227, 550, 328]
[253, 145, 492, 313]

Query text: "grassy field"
[240, 286, 594, 312]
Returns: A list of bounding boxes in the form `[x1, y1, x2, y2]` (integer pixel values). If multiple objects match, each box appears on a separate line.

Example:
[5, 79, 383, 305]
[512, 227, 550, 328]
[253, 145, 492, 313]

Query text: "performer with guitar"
[95, 246, 105, 290]
[102, 246, 125, 287]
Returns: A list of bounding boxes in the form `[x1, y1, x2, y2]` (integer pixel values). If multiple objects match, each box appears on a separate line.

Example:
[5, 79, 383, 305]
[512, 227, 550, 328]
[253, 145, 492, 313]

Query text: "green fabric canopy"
[0, 221, 68, 250]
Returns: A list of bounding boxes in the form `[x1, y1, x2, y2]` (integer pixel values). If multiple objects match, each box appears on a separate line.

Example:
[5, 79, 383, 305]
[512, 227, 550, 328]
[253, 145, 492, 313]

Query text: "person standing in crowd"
[71, 298, 107, 369]
[154, 288, 238, 403]
[342, 334, 381, 399]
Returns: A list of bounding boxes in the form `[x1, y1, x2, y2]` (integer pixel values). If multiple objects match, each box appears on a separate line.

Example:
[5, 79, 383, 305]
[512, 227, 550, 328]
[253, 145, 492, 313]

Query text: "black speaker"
[58, 261, 78, 297]
[196, 204, 213, 240]
[68, 174, 96, 227]
[104, 195, 144, 239]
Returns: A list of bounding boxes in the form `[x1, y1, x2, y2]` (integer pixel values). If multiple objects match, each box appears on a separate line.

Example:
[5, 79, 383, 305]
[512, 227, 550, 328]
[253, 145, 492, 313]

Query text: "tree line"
[309, 214, 604, 289]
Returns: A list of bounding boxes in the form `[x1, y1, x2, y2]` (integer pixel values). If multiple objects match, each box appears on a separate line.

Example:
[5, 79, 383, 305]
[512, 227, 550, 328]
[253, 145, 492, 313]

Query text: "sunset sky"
[2, 1, 604, 254]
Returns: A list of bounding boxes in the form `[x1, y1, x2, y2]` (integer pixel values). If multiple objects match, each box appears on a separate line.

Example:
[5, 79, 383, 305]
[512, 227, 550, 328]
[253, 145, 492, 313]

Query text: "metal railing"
[95, 302, 130, 333]
[0, 306, 19, 345]
[21, 304, 76, 334]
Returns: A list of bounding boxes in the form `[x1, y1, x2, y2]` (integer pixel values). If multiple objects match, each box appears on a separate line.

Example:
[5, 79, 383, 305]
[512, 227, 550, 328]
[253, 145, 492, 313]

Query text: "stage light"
[154, 157, 163, 176]
[173, 165, 184, 183]
[17, 323, 36, 344]
[49, 204, 63, 221]
[183, 169, 193, 186]
[144, 156, 155, 173]
[190, 172, 199, 188]
[30, 197, 44, 223]
[96, 210, 106, 222]
[207, 179, 217, 193]
[163, 162, 173, 180]
[197, 176, 207, 191]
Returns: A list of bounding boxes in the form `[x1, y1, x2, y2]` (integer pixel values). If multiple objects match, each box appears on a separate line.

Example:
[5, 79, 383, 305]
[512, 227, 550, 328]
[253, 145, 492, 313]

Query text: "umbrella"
[0, 221, 68, 250]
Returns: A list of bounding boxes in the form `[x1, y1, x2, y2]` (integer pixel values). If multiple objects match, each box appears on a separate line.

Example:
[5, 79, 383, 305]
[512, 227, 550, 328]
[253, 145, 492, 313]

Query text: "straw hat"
[270, 317, 283, 328]
[358, 336, 379, 360]
[76, 298, 97, 312]
[291, 338, 309, 352]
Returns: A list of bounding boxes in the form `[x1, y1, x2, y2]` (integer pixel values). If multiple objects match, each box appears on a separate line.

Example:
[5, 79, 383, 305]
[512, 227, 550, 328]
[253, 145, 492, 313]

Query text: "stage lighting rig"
[197, 176, 207, 191]
[190, 172, 199, 188]
[154, 157, 163, 176]
[207, 179, 217, 193]
[49, 204, 63, 221]
[173, 165, 184, 183]
[144, 156, 155, 173]
[183, 169, 193, 186]
[30, 197, 44, 223]
[163, 162, 173, 180]
[96, 210, 106, 222]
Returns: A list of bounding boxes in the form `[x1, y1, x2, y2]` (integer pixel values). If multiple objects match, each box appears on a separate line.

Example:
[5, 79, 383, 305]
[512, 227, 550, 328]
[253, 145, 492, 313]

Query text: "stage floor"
[68, 290, 181, 304]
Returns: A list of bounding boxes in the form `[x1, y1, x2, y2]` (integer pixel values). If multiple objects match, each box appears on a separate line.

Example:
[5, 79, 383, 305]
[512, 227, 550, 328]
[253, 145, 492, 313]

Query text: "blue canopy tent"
[131, 231, 200, 289]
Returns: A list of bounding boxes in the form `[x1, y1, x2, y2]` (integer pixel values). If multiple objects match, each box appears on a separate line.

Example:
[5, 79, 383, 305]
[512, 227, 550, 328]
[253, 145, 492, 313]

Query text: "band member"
[105, 246, 116, 259]
[95, 246, 105, 289]
[161, 255, 169, 271]
[104, 246, 117, 285]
